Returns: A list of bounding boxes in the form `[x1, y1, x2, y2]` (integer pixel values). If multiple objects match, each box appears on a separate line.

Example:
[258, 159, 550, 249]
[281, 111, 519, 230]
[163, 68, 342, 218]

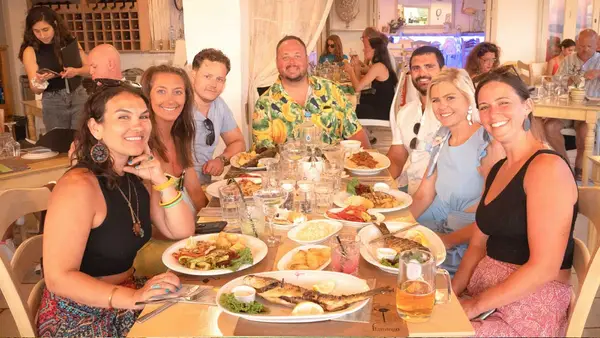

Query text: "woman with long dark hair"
[141, 65, 208, 214]
[37, 85, 195, 336]
[19, 6, 89, 131]
[344, 36, 398, 120]
[319, 34, 348, 64]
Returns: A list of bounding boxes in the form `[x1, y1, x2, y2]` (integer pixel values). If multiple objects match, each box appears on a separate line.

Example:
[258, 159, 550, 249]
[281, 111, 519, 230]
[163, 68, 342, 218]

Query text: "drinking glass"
[254, 188, 288, 247]
[330, 235, 360, 275]
[295, 180, 315, 214]
[218, 185, 241, 228]
[279, 179, 296, 211]
[314, 181, 334, 214]
[239, 200, 266, 238]
[396, 249, 451, 323]
[262, 160, 280, 188]
[321, 143, 345, 170]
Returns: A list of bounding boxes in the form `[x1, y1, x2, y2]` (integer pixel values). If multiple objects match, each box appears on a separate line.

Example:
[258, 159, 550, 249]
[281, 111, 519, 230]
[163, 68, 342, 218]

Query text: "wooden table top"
[127, 166, 474, 337]
[0, 154, 70, 182]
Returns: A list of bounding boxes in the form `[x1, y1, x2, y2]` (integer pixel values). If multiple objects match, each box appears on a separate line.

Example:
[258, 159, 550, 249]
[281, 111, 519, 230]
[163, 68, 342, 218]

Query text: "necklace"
[116, 175, 144, 238]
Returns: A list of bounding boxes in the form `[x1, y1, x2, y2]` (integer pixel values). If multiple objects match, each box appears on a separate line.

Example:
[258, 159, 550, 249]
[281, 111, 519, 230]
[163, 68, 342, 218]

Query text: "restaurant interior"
[1, 0, 600, 336]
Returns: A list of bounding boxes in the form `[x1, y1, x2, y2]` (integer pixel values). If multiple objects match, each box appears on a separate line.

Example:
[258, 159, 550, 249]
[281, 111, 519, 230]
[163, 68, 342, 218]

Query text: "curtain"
[246, 0, 334, 140]
[148, 0, 185, 50]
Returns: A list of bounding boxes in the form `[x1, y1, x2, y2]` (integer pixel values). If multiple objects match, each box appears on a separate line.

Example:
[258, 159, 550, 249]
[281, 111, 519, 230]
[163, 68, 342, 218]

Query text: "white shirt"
[390, 99, 441, 194]
[555, 52, 600, 97]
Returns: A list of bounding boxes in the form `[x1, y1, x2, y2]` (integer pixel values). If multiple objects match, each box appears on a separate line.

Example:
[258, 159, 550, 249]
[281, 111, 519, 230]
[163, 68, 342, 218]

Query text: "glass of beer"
[395, 249, 451, 322]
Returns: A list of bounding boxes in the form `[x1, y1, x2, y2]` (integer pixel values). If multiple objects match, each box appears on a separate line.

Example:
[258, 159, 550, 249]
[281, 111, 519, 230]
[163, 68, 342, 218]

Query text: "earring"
[466, 106, 473, 126]
[90, 140, 109, 163]
[522, 114, 532, 132]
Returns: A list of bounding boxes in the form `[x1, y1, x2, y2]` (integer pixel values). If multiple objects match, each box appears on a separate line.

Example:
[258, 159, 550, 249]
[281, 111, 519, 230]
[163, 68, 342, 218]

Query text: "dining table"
[0, 153, 70, 190]
[127, 162, 475, 337]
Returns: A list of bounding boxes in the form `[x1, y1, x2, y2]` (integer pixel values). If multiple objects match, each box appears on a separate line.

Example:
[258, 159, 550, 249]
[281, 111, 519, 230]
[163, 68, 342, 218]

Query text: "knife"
[134, 285, 201, 306]
[368, 223, 420, 245]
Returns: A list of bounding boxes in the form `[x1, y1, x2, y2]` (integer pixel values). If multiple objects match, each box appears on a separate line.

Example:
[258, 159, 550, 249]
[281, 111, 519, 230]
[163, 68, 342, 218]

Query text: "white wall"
[1, 0, 28, 117]
[182, 0, 249, 150]
[330, 0, 375, 59]
[490, 0, 540, 63]
[120, 52, 174, 70]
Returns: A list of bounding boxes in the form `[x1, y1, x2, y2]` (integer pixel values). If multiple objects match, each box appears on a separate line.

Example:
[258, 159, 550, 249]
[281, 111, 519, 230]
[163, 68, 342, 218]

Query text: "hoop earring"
[90, 140, 109, 163]
[522, 113, 532, 132]
[467, 106, 473, 126]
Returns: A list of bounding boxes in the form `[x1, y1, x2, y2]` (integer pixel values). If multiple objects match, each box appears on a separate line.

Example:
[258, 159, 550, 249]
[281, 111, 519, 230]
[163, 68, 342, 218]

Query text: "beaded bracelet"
[159, 191, 182, 207]
[108, 287, 118, 309]
[163, 193, 184, 209]
[152, 176, 175, 191]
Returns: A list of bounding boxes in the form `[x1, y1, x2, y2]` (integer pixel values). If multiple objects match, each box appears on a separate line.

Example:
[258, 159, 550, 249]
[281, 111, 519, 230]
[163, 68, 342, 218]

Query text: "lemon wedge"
[405, 229, 429, 247]
[292, 301, 325, 316]
[312, 280, 336, 294]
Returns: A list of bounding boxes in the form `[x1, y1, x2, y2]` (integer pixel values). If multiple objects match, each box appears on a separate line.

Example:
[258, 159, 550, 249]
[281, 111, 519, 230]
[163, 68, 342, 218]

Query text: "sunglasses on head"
[409, 122, 421, 150]
[93, 78, 142, 93]
[204, 118, 215, 146]
[472, 64, 521, 85]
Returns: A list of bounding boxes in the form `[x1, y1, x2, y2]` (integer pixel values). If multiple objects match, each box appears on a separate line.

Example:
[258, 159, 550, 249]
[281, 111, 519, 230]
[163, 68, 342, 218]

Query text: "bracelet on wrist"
[108, 287, 119, 309]
[163, 193, 184, 209]
[159, 191, 183, 207]
[152, 176, 175, 191]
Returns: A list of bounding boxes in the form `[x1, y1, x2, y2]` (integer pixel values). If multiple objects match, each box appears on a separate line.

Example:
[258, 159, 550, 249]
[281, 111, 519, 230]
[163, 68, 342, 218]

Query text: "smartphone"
[37, 68, 60, 77]
[195, 221, 227, 235]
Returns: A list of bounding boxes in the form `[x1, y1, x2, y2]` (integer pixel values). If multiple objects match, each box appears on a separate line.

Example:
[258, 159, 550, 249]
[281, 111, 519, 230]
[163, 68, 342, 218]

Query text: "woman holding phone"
[37, 83, 195, 336]
[18, 6, 89, 131]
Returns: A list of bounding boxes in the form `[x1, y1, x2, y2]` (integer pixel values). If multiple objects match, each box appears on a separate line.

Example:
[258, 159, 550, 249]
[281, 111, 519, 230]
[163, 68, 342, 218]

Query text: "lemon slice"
[292, 301, 325, 316]
[405, 229, 429, 247]
[312, 280, 336, 294]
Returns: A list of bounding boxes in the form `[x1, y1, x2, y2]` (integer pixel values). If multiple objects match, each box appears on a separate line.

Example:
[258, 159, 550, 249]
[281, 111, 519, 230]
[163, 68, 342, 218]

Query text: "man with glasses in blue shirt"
[191, 48, 245, 183]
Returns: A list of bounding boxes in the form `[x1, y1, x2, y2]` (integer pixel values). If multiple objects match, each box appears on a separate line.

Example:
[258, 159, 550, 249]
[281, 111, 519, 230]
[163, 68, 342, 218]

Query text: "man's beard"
[412, 76, 431, 96]
[283, 68, 307, 82]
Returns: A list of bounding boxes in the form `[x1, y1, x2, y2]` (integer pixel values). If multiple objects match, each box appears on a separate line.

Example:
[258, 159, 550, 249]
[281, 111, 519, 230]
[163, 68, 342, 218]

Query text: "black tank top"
[80, 173, 151, 277]
[476, 149, 577, 269]
[357, 64, 397, 120]
[34, 41, 82, 92]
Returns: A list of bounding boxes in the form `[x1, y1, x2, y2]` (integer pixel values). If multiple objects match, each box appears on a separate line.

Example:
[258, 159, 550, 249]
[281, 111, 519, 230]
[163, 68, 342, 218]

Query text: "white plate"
[344, 152, 391, 176]
[287, 219, 343, 245]
[324, 207, 385, 228]
[276, 244, 331, 271]
[357, 222, 446, 274]
[332, 190, 413, 213]
[21, 150, 59, 160]
[586, 95, 600, 102]
[231, 153, 279, 171]
[216, 270, 370, 323]
[161, 234, 268, 276]
[205, 177, 262, 199]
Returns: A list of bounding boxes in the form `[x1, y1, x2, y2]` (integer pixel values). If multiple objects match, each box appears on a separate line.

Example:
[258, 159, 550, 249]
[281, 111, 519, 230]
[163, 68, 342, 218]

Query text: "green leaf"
[219, 293, 266, 314]
[227, 248, 253, 271]
[346, 178, 360, 195]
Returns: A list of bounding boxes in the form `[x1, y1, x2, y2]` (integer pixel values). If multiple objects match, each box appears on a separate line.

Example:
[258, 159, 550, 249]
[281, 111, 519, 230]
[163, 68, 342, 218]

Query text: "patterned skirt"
[467, 256, 572, 337]
[37, 276, 146, 337]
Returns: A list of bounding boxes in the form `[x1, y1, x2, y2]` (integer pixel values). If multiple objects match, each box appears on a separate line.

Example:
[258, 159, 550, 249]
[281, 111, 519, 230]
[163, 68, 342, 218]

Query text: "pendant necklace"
[116, 175, 144, 238]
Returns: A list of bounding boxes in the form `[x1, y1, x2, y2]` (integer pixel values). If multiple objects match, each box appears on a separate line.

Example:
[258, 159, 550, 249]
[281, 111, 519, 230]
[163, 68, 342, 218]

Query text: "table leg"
[25, 111, 37, 141]
[584, 119, 597, 250]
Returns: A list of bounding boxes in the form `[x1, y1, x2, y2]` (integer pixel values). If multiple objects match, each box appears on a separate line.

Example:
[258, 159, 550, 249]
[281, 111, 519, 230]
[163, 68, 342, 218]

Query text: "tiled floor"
[2, 133, 600, 337]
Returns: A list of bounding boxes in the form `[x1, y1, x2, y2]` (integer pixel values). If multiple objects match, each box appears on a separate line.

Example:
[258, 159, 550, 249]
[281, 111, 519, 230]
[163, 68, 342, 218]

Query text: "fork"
[136, 288, 208, 323]
[134, 285, 200, 306]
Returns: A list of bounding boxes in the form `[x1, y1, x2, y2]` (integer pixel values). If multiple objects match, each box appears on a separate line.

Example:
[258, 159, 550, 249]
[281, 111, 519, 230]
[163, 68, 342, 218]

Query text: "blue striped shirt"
[555, 52, 600, 98]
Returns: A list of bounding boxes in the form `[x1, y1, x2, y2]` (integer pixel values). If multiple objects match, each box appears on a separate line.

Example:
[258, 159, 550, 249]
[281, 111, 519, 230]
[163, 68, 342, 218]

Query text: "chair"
[516, 61, 532, 86]
[0, 188, 51, 241]
[0, 235, 44, 337]
[529, 62, 547, 86]
[565, 186, 600, 336]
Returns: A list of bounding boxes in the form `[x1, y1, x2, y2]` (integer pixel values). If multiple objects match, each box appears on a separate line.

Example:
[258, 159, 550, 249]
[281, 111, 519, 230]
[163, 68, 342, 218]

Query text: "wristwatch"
[216, 154, 230, 166]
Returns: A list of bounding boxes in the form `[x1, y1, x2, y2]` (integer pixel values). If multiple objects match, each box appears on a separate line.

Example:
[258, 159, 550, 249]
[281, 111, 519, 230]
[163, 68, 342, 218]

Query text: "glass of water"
[295, 180, 315, 214]
[254, 187, 288, 247]
[218, 185, 242, 228]
[314, 181, 334, 214]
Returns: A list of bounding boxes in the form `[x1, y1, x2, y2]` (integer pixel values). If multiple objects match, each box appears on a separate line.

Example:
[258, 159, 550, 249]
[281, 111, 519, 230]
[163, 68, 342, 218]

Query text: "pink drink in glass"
[331, 238, 360, 275]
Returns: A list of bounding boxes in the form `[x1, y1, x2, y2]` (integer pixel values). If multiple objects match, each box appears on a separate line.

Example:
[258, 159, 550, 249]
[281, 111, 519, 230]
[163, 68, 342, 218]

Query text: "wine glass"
[254, 188, 288, 247]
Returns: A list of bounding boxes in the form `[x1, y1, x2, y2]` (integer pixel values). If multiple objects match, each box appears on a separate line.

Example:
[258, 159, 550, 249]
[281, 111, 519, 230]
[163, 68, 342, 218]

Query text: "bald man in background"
[88, 44, 123, 81]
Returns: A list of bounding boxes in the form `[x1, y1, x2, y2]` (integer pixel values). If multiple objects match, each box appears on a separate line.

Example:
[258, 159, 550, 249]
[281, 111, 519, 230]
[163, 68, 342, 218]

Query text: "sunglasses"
[409, 122, 421, 150]
[176, 170, 186, 191]
[472, 64, 521, 85]
[327, 43, 335, 48]
[204, 118, 215, 146]
[93, 78, 142, 92]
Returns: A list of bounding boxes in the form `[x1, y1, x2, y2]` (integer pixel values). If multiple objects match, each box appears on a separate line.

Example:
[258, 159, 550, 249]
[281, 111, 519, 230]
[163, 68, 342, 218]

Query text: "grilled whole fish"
[243, 275, 392, 312]
[373, 222, 430, 253]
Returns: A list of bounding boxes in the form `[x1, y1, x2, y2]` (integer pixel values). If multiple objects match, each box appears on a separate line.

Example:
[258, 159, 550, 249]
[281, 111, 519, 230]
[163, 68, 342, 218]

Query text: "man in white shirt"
[387, 46, 445, 194]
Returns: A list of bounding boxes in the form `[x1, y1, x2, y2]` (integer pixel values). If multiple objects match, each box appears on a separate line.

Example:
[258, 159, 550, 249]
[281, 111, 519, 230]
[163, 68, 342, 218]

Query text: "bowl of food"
[287, 220, 343, 245]
[344, 151, 391, 176]
[276, 245, 332, 271]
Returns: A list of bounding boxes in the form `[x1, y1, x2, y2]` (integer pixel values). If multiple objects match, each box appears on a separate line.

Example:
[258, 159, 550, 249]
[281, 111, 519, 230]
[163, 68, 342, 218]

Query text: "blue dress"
[417, 126, 488, 272]
[318, 54, 349, 65]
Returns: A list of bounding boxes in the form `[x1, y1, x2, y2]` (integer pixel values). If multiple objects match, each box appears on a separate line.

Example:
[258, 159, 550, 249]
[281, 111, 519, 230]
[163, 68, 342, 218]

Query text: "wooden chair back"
[0, 188, 51, 240]
[0, 234, 44, 337]
[529, 62, 547, 85]
[516, 61, 532, 86]
[566, 186, 600, 336]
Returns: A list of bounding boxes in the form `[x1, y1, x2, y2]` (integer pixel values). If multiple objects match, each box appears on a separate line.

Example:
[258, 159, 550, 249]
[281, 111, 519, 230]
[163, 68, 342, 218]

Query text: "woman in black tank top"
[38, 85, 196, 337]
[344, 36, 398, 120]
[451, 67, 577, 337]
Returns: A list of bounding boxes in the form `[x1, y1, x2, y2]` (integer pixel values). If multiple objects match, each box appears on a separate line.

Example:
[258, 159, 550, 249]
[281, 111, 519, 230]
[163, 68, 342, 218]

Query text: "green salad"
[227, 247, 253, 271]
[219, 293, 267, 314]
[380, 258, 399, 268]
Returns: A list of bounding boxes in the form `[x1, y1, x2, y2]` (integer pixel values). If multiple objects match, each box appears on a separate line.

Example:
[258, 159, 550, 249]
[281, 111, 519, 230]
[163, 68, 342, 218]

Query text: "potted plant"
[388, 17, 405, 34]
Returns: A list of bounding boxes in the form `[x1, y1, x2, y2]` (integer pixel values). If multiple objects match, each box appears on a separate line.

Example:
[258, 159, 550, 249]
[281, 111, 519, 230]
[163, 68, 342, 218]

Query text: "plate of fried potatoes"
[276, 245, 332, 271]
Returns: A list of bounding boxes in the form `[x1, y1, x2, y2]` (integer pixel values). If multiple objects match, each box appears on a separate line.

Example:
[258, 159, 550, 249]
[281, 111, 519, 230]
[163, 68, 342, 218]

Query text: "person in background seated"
[344, 37, 398, 121]
[142, 65, 208, 215]
[319, 35, 348, 65]
[38, 85, 195, 336]
[453, 67, 577, 337]
[89, 44, 123, 81]
[19, 6, 89, 131]
[546, 39, 576, 76]
[409, 68, 495, 273]
[190, 48, 245, 183]
[387, 46, 444, 194]
[253, 35, 370, 148]
[551, 29, 600, 180]
[465, 42, 501, 79]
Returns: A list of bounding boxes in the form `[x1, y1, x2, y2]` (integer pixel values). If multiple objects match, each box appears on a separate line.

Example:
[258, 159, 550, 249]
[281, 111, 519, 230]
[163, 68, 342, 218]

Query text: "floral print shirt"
[252, 76, 363, 149]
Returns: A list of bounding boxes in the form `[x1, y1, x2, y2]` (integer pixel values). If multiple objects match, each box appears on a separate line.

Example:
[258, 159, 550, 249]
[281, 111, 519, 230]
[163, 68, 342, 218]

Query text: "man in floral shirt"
[252, 35, 370, 149]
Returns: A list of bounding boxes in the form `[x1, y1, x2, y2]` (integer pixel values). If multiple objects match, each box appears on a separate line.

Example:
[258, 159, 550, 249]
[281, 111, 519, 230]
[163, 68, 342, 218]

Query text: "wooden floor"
[2, 128, 600, 337]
